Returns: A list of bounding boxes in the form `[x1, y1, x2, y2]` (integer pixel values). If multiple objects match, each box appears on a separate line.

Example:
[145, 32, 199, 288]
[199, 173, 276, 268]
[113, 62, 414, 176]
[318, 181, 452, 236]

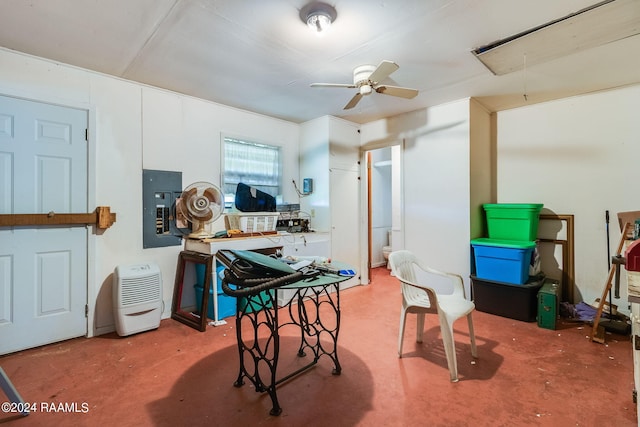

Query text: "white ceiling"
[0, 0, 639, 124]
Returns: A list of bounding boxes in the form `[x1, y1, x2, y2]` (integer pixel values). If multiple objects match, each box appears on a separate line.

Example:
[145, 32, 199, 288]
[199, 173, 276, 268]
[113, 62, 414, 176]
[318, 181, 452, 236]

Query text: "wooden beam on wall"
[0, 206, 116, 230]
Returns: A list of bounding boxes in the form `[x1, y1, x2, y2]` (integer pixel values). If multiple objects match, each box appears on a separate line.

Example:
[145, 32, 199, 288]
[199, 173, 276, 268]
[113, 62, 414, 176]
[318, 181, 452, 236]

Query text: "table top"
[281, 261, 355, 289]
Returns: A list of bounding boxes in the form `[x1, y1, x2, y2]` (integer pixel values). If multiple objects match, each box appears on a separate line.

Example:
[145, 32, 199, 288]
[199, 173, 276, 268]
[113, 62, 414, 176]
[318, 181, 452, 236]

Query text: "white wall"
[360, 99, 492, 294]
[299, 115, 362, 285]
[497, 85, 640, 312]
[470, 99, 495, 239]
[299, 116, 331, 232]
[0, 48, 300, 335]
[391, 144, 403, 250]
[298, 115, 361, 231]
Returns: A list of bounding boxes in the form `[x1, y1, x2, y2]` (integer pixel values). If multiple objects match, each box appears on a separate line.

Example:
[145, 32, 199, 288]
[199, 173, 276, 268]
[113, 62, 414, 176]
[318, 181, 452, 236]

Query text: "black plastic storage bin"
[471, 274, 545, 322]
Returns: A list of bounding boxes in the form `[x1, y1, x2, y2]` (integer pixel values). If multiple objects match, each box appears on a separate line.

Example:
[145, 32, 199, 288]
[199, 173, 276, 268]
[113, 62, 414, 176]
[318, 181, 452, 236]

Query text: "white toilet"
[382, 229, 392, 269]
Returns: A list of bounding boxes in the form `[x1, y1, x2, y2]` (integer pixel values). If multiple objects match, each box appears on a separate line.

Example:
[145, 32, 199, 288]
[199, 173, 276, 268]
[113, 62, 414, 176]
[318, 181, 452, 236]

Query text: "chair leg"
[416, 313, 425, 343]
[439, 320, 459, 382]
[398, 308, 408, 358]
[467, 312, 478, 358]
[0, 367, 28, 416]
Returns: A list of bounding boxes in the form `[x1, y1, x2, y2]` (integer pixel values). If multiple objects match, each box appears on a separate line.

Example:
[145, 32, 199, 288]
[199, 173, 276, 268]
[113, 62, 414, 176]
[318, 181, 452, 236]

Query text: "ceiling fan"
[311, 60, 419, 110]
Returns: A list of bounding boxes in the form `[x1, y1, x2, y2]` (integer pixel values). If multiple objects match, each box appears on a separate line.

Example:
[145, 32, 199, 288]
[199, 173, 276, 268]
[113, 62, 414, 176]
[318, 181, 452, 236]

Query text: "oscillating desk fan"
[179, 181, 224, 239]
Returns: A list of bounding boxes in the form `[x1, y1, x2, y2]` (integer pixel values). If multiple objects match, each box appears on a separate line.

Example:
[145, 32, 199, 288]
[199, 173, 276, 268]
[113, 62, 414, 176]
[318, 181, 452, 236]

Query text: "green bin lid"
[483, 203, 543, 210]
[470, 238, 536, 249]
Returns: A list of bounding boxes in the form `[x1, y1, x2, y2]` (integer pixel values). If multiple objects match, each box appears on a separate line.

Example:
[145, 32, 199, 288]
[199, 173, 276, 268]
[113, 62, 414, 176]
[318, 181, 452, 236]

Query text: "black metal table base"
[233, 283, 341, 416]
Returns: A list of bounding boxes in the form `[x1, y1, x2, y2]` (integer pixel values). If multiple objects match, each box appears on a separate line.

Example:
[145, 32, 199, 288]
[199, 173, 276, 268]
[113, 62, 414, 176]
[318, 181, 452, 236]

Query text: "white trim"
[358, 147, 370, 285]
[359, 140, 404, 286]
[86, 105, 97, 338]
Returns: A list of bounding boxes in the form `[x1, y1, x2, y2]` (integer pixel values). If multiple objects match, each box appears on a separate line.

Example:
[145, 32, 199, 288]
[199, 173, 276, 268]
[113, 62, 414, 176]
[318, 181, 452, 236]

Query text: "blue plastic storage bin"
[196, 262, 272, 314]
[194, 283, 237, 320]
[195, 263, 224, 293]
[194, 263, 236, 319]
[471, 238, 536, 284]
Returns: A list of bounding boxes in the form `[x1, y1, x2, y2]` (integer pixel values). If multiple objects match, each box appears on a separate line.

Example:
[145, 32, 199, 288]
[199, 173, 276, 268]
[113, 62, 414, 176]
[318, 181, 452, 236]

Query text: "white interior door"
[0, 95, 88, 355]
[330, 167, 360, 289]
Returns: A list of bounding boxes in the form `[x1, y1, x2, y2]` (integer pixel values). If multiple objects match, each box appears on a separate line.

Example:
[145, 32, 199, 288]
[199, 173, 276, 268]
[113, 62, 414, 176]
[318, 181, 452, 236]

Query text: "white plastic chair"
[389, 250, 478, 382]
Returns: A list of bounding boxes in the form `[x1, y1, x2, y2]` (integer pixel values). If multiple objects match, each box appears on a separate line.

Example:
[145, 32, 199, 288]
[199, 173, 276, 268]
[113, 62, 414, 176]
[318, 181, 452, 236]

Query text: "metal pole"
[0, 367, 29, 416]
[606, 211, 613, 317]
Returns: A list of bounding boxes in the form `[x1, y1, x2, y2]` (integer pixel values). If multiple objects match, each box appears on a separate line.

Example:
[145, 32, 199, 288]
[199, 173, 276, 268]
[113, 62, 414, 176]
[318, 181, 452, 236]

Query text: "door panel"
[0, 95, 88, 355]
[330, 168, 360, 289]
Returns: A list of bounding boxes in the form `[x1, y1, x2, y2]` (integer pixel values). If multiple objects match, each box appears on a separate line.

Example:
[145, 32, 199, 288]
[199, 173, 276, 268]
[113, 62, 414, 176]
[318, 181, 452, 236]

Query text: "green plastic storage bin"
[483, 203, 543, 241]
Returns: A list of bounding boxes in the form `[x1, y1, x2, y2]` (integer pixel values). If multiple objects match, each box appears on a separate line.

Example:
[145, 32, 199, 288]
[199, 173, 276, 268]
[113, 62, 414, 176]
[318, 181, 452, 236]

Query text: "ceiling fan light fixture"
[300, 2, 337, 34]
[359, 85, 372, 96]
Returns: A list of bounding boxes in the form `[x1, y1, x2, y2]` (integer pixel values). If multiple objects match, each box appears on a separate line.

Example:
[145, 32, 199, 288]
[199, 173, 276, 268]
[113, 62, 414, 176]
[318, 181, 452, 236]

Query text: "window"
[222, 136, 281, 208]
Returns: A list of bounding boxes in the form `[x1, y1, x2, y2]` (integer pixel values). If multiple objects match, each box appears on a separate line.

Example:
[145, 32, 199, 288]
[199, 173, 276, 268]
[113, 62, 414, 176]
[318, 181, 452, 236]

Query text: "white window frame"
[221, 135, 282, 209]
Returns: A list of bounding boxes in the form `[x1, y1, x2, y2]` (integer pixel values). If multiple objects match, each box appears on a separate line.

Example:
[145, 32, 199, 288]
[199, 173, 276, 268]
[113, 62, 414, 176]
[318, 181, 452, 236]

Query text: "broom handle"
[606, 211, 613, 312]
[606, 211, 611, 270]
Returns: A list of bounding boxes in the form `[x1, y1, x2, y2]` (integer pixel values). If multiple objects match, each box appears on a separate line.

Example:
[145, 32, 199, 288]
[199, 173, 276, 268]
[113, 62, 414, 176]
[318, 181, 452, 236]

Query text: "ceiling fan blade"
[375, 85, 419, 99]
[344, 93, 363, 109]
[311, 83, 356, 88]
[368, 60, 399, 83]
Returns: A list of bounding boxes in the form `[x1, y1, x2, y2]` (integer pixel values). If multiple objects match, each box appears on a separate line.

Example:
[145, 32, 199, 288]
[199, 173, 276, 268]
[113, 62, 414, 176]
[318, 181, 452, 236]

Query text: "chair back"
[389, 250, 419, 283]
[389, 250, 436, 309]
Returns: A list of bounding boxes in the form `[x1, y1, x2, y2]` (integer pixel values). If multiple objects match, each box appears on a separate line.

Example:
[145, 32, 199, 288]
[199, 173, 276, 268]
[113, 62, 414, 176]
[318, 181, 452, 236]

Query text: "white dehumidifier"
[113, 263, 163, 336]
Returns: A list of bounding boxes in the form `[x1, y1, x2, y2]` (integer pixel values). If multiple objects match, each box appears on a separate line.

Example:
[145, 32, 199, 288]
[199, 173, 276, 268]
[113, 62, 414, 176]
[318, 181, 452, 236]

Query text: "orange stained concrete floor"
[0, 267, 636, 427]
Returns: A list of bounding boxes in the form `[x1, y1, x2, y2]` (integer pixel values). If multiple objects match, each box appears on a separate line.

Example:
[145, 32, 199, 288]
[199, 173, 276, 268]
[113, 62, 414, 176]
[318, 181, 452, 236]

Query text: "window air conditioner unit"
[113, 263, 163, 336]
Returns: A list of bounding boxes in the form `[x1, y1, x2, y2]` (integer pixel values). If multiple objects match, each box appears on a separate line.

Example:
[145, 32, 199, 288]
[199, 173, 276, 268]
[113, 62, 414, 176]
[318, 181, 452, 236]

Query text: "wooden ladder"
[591, 222, 632, 343]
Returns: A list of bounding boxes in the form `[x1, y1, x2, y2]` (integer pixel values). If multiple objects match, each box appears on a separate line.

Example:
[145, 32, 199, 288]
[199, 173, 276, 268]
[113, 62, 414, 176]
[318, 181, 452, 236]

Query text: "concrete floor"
[0, 267, 636, 426]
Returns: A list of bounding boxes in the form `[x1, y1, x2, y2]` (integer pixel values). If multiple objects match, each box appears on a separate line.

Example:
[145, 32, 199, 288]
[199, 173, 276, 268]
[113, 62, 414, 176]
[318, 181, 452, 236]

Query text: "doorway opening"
[365, 143, 402, 281]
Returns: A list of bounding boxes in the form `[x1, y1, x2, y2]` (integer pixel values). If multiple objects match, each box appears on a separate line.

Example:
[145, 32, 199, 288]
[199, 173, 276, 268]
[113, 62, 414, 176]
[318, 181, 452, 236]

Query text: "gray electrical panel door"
[142, 169, 183, 248]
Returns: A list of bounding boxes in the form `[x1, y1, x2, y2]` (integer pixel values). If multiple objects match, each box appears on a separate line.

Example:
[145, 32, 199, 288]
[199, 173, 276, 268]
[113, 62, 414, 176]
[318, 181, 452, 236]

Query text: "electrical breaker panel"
[142, 169, 183, 248]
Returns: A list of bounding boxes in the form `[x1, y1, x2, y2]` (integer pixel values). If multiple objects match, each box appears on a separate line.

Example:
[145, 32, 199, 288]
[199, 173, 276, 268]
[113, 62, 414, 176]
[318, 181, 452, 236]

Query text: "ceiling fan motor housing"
[353, 64, 377, 86]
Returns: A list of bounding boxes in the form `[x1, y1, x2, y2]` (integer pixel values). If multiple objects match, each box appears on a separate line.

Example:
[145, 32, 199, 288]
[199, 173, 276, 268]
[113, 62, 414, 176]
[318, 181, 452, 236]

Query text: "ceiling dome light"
[300, 2, 337, 34]
[359, 85, 372, 96]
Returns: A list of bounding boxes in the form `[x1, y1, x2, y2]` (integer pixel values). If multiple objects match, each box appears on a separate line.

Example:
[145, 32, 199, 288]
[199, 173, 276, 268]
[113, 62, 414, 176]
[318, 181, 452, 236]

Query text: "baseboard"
[94, 324, 116, 336]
